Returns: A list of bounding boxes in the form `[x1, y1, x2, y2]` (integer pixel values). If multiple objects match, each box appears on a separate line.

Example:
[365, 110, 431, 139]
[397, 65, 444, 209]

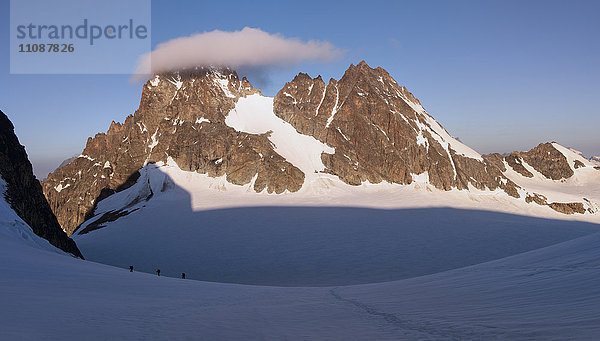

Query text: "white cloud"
[134, 27, 343, 75]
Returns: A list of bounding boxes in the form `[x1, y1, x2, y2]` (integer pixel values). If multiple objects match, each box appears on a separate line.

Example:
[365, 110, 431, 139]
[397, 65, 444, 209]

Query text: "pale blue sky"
[1, 0, 598, 178]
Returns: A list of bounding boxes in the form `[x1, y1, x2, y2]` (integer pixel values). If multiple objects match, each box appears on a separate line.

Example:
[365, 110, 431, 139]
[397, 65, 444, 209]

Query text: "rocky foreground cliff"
[42, 62, 599, 235]
[0, 111, 83, 257]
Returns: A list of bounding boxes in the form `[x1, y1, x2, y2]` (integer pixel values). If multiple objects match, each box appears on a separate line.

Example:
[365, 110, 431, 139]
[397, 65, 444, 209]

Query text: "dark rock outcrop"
[548, 202, 586, 215]
[524, 192, 586, 215]
[574, 160, 585, 169]
[525, 193, 548, 206]
[0, 111, 83, 258]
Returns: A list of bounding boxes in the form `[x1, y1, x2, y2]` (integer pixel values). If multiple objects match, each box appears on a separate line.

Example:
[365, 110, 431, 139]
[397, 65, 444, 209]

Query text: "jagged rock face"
[520, 143, 574, 180]
[43, 68, 303, 235]
[274, 61, 519, 196]
[504, 143, 574, 180]
[0, 111, 82, 257]
[43, 61, 594, 232]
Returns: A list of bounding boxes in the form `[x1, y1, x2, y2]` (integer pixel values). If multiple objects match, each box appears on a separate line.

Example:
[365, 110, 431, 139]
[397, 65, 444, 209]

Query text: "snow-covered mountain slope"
[79, 158, 600, 224]
[3, 207, 600, 340]
[71, 160, 599, 285]
[0, 176, 67, 255]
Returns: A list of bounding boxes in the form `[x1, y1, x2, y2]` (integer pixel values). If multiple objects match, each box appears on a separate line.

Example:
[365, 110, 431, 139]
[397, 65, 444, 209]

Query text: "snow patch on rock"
[225, 94, 335, 178]
[0, 176, 65, 254]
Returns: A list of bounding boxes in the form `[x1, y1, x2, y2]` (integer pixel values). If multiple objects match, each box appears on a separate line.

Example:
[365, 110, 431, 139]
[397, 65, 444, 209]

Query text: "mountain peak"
[274, 62, 496, 191]
[43, 62, 599, 237]
[356, 60, 370, 68]
[138, 66, 261, 124]
[345, 60, 379, 76]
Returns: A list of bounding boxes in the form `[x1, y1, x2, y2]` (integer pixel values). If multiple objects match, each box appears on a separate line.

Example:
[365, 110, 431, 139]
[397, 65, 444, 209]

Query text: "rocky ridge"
[274, 62, 520, 195]
[43, 62, 597, 235]
[0, 111, 82, 257]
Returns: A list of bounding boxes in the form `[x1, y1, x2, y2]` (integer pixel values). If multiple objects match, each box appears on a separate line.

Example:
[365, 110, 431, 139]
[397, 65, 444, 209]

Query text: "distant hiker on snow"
[181, 273, 186, 279]
[156, 269, 160, 276]
[129, 266, 134, 272]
